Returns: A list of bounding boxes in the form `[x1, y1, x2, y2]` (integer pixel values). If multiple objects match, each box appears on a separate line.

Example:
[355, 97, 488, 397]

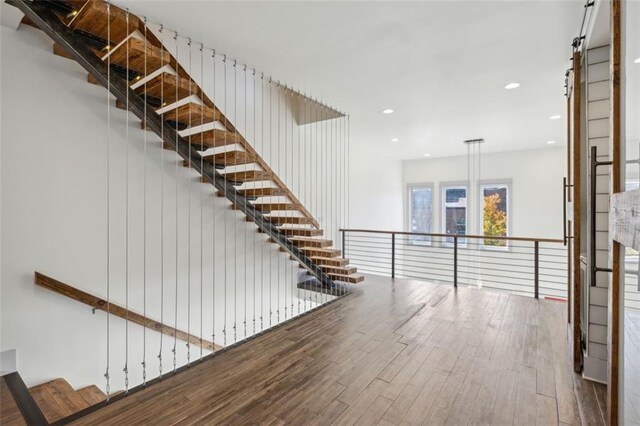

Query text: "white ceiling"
[116, 0, 585, 160]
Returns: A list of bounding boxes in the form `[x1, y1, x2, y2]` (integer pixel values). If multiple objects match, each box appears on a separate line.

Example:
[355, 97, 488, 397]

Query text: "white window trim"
[478, 180, 512, 251]
[406, 183, 434, 245]
[440, 183, 469, 247]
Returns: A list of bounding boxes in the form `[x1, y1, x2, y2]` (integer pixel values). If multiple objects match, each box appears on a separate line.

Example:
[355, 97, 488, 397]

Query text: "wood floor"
[73, 275, 603, 425]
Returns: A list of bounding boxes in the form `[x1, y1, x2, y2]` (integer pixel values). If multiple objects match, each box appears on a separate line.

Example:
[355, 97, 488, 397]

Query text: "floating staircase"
[11, 0, 364, 286]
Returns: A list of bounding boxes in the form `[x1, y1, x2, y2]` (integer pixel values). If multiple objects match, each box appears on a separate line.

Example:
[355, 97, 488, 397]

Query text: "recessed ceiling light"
[424, 153, 431, 157]
[635, 58, 640, 64]
[504, 82, 520, 90]
[382, 109, 394, 114]
[391, 138, 399, 142]
[550, 115, 561, 120]
[547, 140, 556, 145]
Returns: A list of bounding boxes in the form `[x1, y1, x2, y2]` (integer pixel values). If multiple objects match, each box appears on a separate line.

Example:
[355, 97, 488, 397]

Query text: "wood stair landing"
[29, 378, 91, 424]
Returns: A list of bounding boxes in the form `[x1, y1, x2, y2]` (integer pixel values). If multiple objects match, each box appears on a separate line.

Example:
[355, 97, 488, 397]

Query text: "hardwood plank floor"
[73, 275, 599, 425]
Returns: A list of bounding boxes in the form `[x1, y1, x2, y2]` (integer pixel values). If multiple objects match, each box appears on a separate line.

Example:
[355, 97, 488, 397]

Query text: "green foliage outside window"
[483, 193, 507, 246]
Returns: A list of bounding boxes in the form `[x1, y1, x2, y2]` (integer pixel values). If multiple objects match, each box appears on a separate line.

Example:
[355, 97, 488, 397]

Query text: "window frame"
[440, 183, 469, 247]
[478, 180, 512, 251]
[406, 183, 434, 245]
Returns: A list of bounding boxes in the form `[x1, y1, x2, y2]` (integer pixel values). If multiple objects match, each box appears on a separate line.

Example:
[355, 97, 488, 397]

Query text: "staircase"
[29, 379, 109, 424]
[1, 374, 115, 425]
[12, 0, 363, 286]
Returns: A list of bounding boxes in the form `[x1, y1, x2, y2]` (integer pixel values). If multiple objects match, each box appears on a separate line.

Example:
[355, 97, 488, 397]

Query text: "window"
[441, 185, 468, 244]
[481, 183, 509, 248]
[408, 185, 433, 244]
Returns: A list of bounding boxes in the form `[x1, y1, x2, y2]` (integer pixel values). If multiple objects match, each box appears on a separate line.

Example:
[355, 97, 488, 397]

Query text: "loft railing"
[340, 229, 568, 299]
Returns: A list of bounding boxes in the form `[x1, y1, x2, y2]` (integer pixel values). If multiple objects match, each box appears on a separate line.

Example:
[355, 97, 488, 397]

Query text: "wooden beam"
[571, 51, 582, 375]
[34, 272, 222, 352]
[608, 0, 622, 423]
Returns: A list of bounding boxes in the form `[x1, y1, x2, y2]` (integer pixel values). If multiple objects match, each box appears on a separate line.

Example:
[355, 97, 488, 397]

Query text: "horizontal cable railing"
[340, 229, 568, 300]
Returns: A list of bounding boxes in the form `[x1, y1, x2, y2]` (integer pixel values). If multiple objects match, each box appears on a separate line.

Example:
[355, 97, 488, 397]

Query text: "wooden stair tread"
[136, 72, 200, 108]
[68, 1, 138, 48]
[311, 256, 349, 267]
[77, 385, 107, 406]
[107, 37, 171, 78]
[252, 203, 300, 212]
[275, 228, 323, 237]
[190, 129, 244, 149]
[327, 273, 365, 284]
[320, 265, 357, 275]
[269, 216, 315, 225]
[203, 150, 256, 167]
[223, 170, 272, 183]
[1, 378, 26, 426]
[289, 237, 332, 247]
[162, 102, 220, 129]
[30, 378, 90, 423]
[300, 247, 341, 257]
[237, 187, 287, 198]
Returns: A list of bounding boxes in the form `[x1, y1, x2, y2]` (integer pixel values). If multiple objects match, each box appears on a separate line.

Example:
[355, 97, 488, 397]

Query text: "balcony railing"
[340, 229, 567, 300]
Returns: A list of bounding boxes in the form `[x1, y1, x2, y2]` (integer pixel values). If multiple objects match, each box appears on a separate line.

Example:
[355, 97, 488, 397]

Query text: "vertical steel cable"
[314, 99, 319, 306]
[233, 60, 237, 343]
[222, 55, 227, 347]
[277, 82, 281, 323]
[199, 42, 204, 360]
[158, 23, 164, 379]
[186, 37, 192, 367]
[284, 86, 288, 320]
[287, 89, 300, 318]
[123, 8, 130, 394]
[342, 115, 346, 296]
[252, 68, 257, 335]
[297, 92, 301, 315]
[269, 77, 273, 327]
[259, 72, 265, 332]
[104, 0, 111, 401]
[211, 49, 217, 352]
[348, 114, 351, 281]
[172, 30, 179, 373]
[142, 17, 148, 387]
[243, 64, 247, 339]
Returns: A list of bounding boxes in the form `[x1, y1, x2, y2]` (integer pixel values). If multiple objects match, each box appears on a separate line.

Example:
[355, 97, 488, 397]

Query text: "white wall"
[348, 140, 403, 231]
[403, 147, 566, 240]
[0, 24, 337, 393]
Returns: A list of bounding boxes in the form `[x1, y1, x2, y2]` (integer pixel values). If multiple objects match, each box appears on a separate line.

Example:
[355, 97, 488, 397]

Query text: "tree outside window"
[482, 185, 508, 247]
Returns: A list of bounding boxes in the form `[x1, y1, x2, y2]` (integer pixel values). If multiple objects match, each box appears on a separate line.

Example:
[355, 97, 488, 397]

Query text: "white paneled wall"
[584, 45, 610, 383]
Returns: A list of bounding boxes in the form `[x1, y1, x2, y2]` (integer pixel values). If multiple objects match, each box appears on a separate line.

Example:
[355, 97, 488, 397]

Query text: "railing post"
[534, 241, 540, 299]
[391, 233, 396, 279]
[341, 230, 346, 259]
[453, 236, 458, 288]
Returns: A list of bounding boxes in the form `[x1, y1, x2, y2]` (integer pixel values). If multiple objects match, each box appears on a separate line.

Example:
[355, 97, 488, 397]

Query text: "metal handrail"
[340, 229, 568, 299]
[339, 229, 564, 244]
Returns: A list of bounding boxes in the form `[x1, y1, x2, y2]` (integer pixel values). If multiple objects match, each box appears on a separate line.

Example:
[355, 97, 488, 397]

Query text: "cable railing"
[340, 229, 568, 300]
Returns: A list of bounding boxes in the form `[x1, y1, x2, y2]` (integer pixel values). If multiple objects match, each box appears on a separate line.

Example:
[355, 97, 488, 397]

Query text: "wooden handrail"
[338, 229, 564, 244]
[34, 272, 222, 351]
